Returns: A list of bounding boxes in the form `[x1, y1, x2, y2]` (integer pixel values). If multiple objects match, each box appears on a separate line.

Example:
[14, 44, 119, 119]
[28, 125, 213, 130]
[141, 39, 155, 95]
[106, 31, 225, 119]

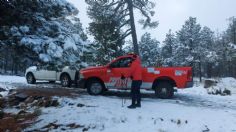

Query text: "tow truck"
[78, 54, 193, 98]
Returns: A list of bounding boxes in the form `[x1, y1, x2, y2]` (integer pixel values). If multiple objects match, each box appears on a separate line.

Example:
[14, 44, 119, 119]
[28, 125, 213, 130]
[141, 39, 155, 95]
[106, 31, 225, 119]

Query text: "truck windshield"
[110, 57, 133, 68]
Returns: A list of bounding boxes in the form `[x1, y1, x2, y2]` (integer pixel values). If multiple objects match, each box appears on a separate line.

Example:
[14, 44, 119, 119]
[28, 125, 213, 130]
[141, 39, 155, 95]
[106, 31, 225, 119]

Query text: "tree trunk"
[228, 62, 231, 77]
[234, 59, 236, 78]
[14, 59, 18, 75]
[127, 0, 140, 55]
[206, 63, 212, 78]
[199, 56, 202, 82]
[233, 17, 236, 44]
[4, 52, 8, 73]
[11, 63, 14, 75]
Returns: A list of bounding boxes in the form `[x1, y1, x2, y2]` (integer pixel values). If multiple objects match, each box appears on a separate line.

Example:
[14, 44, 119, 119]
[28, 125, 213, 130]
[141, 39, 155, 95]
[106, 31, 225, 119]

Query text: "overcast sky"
[67, 0, 236, 43]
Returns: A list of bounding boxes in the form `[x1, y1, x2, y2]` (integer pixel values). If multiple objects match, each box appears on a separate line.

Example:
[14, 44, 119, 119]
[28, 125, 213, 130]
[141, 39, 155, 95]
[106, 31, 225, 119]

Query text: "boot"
[135, 103, 141, 108]
[136, 97, 141, 108]
[127, 98, 136, 109]
[127, 104, 136, 109]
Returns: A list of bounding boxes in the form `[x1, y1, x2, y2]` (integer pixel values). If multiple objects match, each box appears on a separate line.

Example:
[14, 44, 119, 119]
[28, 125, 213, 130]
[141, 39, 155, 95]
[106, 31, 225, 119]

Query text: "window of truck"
[109, 57, 133, 68]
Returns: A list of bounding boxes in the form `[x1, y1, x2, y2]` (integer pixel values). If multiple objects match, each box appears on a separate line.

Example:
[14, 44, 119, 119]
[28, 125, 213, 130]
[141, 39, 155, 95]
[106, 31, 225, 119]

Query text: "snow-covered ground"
[0, 75, 60, 96]
[27, 93, 236, 132]
[218, 77, 236, 94]
[0, 75, 27, 96]
[0, 75, 26, 84]
[1, 75, 236, 131]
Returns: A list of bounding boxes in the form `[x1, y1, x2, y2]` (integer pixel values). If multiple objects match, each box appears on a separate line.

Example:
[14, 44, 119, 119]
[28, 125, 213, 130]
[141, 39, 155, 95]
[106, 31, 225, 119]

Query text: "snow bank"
[0, 75, 26, 83]
[0, 75, 26, 96]
[218, 77, 236, 94]
[202, 77, 236, 95]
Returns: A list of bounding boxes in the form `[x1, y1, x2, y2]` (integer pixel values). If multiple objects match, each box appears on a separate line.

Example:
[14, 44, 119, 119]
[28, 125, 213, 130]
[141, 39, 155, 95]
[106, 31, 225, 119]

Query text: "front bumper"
[186, 81, 194, 88]
[77, 78, 86, 88]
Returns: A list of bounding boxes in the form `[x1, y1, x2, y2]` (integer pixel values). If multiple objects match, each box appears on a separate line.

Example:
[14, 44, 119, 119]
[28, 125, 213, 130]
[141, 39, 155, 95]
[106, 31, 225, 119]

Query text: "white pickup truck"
[25, 65, 78, 87]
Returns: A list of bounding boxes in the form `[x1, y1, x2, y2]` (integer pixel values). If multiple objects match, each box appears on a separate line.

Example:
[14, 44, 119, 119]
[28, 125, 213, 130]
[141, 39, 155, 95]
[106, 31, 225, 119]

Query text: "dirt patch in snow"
[0, 87, 85, 132]
[14, 87, 83, 98]
[28, 122, 86, 132]
[0, 110, 40, 132]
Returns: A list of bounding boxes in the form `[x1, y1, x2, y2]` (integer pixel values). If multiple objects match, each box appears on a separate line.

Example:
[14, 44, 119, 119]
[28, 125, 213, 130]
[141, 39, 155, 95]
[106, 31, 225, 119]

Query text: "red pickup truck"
[78, 54, 193, 98]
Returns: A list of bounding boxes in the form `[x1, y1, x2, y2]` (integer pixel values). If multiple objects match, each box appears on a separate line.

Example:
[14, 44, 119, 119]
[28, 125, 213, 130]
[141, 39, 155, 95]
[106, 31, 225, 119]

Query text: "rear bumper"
[77, 79, 86, 88]
[186, 81, 194, 88]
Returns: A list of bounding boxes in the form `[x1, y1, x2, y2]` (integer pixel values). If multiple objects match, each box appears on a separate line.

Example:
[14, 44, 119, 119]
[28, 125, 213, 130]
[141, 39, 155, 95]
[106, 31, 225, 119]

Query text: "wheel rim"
[160, 87, 168, 95]
[27, 75, 33, 83]
[62, 76, 69, 86]
[90, 83, 102, 94]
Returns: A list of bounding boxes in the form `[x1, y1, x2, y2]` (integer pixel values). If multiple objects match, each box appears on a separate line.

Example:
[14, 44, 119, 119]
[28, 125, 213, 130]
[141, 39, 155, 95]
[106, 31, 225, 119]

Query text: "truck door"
[106, 57, 133, 89]
[34, 65, 57, 80]
[34, 66, 46, 80]
[46, 65, 57, 80]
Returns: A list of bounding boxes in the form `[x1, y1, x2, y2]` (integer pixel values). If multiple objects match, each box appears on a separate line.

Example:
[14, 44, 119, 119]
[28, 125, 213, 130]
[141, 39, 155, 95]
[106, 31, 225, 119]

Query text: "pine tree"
[85, 0, 158, 55]
[162, 29, 176, 66]
[139, 32, 160, 66]
[0, 0, 89, 74]
[226, 17, 236, 44]
[200, 26, 217, 78]
[217, 17, 236, 77]
[173, 17, 202, 80]
[87, 1, 125, 65]
[176, 17, 201, 65]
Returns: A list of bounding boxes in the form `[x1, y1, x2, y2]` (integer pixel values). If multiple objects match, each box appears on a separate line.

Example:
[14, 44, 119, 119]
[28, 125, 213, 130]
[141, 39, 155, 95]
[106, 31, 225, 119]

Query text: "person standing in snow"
[124, 54, 143, 109]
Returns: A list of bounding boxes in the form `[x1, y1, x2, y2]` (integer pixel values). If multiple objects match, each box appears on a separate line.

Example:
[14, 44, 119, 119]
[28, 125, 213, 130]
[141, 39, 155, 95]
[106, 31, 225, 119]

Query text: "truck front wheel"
[155, 82, 174, 99]
[26, 73, 36, 84]
[87, 80, 104, 95]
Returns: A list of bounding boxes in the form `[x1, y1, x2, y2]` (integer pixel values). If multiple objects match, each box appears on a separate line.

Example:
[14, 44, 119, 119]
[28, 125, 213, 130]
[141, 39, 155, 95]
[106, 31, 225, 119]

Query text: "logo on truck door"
[175, 70, 187, 76]
[106, 77, 131, 89]
[147, 68, 160, 74]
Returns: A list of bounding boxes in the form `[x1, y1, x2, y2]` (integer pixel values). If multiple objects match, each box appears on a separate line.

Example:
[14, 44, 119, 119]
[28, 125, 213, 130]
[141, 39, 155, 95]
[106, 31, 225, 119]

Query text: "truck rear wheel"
[60, 74, 71, 87]
[155, 82, 174, 99]
[87, 80, 104, 95]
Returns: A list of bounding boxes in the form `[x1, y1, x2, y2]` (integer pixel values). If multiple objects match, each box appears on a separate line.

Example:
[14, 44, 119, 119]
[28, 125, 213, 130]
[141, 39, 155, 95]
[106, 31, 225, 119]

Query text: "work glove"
[121, 75, 125, 80]
[130, 76, 133, 80]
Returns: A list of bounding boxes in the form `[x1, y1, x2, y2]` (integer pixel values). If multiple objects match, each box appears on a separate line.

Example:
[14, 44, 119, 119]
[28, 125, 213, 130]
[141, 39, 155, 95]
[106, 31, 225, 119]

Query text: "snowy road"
[1, 75, 236, 131]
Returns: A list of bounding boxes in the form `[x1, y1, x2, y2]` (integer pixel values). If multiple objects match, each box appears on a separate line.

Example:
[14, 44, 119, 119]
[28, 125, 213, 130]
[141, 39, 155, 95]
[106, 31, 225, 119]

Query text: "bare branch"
[136, 0, 146, 7]
[113, 1, 126, 12]
[118, 13, 129, 20]
[133, 4, 150, 22]
[123, 28, 132, 36]
[107, 1, 120, 7]
[118, 19, 130, 29]
[119, 30, 132, 40]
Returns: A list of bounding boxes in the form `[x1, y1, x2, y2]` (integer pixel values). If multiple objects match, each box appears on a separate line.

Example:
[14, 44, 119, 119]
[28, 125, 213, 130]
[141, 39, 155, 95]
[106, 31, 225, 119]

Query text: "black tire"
[26, 73, 36, 84]
[60, 73, 71, 87]
[87, 79, 104, 95]
[74, 71, 79, 88]
[154, 82, 174, 99]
